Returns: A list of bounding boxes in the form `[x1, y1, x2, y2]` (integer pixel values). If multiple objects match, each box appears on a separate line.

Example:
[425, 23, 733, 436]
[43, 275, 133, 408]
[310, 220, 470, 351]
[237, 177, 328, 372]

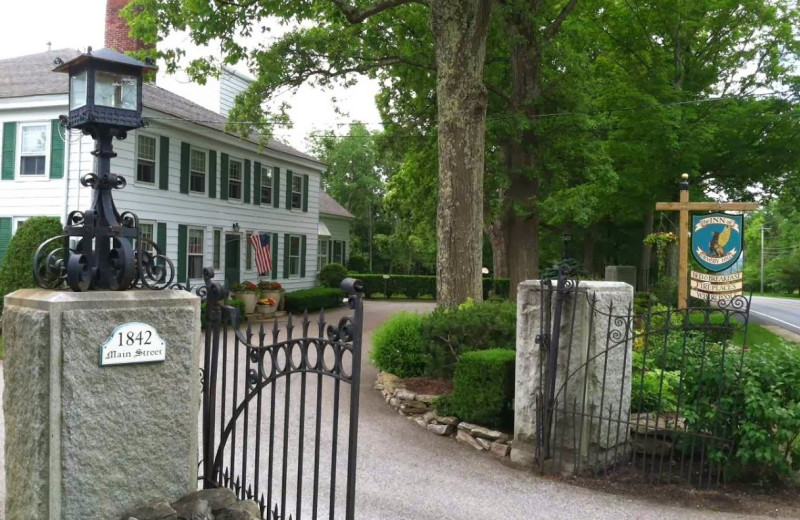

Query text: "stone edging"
[375, 372, 512, 458]
[123, 487, 259, 520]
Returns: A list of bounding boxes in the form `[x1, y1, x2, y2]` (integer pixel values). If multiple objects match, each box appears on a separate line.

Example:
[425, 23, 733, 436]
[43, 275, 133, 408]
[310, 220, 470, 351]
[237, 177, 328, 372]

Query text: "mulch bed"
[398, 377, 452, 396]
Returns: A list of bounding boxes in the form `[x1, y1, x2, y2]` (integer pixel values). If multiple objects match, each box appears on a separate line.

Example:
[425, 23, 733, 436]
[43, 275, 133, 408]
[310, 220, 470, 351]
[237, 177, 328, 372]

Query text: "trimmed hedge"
[352, 273, 510, 300]
[318, 263, 348, 288]
[370, 311, 427, 378]
[283, 287, 345, 313]
[450, 349, 516, 429]
[0, 217, 63, 315]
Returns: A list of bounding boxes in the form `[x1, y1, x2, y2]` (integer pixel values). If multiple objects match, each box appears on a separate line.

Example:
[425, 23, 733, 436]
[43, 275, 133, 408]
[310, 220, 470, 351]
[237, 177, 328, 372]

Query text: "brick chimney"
[105, 0, 146, 53]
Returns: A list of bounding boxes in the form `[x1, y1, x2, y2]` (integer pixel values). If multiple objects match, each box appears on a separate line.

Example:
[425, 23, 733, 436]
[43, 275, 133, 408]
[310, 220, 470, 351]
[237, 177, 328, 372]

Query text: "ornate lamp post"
[35, 47, 174, 291]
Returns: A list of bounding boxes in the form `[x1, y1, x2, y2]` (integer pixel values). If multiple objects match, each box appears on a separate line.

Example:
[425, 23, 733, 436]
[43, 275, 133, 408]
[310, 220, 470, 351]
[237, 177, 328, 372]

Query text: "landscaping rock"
[394, 388, 417, 401]
[380, 372, 399, 386]
[631, 436, 672, 456]
[389, 397, 401, 408]
[374, 383, 384, 391]
[414, 417, 428, 428]
[415, 394, 438, 404]
[427, 423, 455, 436]
[121, 499, 177, 520]
[383, 380, 402, 395]
[400, 402, 427, 415]
[172, 489, 237, 514]
[456, 430, 485, 451]
[436, 415, 459, 425]
[470, 426, 507, 441]
[475, 438, 492, 450]
[215, 500, 261, 520]
[490, 441, 511, 458]
[173, 498, 212, 520]
[457, 422, 480, 433]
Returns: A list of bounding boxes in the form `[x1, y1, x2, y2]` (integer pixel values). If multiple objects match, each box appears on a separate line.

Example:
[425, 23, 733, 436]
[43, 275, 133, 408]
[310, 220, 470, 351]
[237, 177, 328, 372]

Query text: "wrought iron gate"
[536, 268, 752, 487]
[198, 268, 365, 519]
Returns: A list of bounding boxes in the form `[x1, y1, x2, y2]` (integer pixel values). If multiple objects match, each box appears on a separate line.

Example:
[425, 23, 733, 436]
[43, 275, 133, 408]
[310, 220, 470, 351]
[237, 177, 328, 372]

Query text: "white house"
[0, 47, 353, 290]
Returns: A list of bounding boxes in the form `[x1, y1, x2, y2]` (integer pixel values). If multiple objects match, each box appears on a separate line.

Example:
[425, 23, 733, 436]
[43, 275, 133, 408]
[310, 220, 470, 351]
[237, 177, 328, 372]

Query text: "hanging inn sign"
[655, 174, 758, 309]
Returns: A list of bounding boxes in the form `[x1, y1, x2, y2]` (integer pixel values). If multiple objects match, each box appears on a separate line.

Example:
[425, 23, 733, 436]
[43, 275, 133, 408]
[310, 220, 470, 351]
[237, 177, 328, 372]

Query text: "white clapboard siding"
[219, 68, 253, 118]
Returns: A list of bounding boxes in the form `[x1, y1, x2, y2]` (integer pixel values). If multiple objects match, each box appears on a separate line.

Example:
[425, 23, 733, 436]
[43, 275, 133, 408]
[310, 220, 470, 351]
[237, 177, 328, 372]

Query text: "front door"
[225, 234, 241, 288]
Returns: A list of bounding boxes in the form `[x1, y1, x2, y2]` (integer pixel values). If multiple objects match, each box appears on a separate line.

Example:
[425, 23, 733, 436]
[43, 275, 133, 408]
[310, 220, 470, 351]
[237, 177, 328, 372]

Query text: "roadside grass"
[750, 291, 800, 300]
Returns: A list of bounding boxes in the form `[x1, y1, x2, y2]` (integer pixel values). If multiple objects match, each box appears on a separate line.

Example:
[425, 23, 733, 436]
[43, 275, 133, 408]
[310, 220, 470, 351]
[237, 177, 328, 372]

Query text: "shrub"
[353, 274, 510, 300]
[0, 217, 63, 315]
[370, 312, 427, 378]
[200, 299, 245, 329]
[346, 254, 368, 273]
[318, 263, 348, 288]
[482, 278, 510, 299]
[631, 368, 680, 414]
[283, 287, 344, 313]
[421, 299, 517, 378]
[449, 349, 516, 429]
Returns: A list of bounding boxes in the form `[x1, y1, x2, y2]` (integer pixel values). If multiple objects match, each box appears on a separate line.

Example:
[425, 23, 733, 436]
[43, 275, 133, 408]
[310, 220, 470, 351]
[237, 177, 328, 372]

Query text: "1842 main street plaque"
[100, 322, 167, 366]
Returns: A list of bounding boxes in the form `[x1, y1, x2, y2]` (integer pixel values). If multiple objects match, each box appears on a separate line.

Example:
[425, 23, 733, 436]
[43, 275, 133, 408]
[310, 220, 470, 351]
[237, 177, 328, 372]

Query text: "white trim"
[288, 234, 302, 278]
[16, 121, 50, 180]
[259, 165, 273, 206]
[189, 146, 208, 195]
[187, 226, 205, 280]
[134, 132, 159, 187]
[228, 156, 244, 202]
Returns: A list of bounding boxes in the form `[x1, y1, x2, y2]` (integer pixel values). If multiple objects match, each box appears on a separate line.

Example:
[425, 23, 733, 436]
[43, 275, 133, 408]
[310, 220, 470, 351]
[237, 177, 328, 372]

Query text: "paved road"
[749, 296, 800, 336]
[0, 301, 792, 519]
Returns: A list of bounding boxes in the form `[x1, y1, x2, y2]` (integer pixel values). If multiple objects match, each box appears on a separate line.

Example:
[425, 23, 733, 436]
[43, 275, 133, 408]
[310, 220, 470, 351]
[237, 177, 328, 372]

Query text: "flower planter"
[240, 293, 257, 314]
[256, 304, 275, 315]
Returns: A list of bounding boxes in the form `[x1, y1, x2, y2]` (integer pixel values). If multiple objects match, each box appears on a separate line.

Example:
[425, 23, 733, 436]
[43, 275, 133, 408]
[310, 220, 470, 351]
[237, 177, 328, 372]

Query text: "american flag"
[249, 233, 272, 275]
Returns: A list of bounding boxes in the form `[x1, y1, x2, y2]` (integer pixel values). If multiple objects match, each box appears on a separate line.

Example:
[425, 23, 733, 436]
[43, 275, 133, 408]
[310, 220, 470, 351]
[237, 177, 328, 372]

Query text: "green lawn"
[750, 291, 800, 300]
[734, 322, 793, 350]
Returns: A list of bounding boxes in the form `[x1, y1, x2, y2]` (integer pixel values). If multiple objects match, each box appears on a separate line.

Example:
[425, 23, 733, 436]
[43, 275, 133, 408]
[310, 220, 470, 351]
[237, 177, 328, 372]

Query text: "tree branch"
[544, 0, 579, 42]
[330, 0, 425, 24]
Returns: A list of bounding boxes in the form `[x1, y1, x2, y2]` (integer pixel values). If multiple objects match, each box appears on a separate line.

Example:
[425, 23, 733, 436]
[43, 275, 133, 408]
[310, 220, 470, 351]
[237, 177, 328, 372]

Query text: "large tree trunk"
[430, 0, 492, 307]
[486, 220, 508, 278]
[640, 209, 654, 290]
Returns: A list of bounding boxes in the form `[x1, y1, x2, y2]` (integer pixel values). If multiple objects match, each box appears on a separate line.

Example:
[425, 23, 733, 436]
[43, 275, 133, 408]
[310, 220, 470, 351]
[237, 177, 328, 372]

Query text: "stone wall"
[376, 372, 512, 459]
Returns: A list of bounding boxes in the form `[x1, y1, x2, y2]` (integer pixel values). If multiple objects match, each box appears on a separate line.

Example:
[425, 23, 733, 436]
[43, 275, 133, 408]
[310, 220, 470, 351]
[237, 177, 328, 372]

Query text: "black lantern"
[33, 48, 173, 292]
[53, 46, 155, 135]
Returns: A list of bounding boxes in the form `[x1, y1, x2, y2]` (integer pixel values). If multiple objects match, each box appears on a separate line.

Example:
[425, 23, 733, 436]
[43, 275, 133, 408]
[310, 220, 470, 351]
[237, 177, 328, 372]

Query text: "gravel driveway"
[0, 300, 790, 519]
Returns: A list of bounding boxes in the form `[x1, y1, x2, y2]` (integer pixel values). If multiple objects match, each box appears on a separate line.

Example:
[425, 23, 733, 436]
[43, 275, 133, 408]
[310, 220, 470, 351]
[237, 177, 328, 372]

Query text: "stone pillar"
[604, 265, 637, 291]
[2, 289, 201, 520]
[511, 281, 633, 473]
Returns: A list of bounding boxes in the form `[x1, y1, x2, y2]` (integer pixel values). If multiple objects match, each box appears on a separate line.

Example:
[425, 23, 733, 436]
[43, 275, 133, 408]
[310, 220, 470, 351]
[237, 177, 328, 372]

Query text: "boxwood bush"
[0, 217, 63, 315]
[370, 311, 427, 378]
[283, 287, 345, 313]
[318, 263, 348, 288]
[449, 349, 516, 429]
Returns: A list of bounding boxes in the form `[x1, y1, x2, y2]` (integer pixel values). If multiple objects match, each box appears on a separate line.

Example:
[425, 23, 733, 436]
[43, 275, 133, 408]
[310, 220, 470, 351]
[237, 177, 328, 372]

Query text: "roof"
[0, 49, 322, 165]
[319, 192, 354, 219]
[53, 47, 156, 73]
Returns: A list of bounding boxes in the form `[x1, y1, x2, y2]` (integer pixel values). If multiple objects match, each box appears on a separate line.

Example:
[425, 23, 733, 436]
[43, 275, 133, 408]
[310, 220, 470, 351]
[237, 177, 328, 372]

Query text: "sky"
[0, 0, 382, 153]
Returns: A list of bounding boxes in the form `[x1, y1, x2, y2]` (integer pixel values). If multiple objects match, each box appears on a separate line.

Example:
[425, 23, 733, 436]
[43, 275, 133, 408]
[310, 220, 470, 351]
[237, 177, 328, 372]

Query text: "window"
[318, 238, 329, 272]
[190, 148, 206, 193]
[20, 123, 48, 176]
[289, 235, 301, 277]
[333, 240, 344, 265]
[261, 168, 272, 205]
[246, 231, 253, 270]
[188, 228, 204, 279]
[229, 159, 243, 200]
[139, 222, 155, 252]
[137, 135, 157, 184]
[291, 175, 302, 209]
[95, 71, 137, 110]
[13, 218, 28, 234]
[213, 229, 221, 270]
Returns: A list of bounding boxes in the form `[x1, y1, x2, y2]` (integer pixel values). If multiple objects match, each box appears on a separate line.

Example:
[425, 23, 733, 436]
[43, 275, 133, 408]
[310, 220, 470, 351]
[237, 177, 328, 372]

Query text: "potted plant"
[258, 280, 283, 309]
[233, 281, 259, 314]
[256, 296, 278, 315]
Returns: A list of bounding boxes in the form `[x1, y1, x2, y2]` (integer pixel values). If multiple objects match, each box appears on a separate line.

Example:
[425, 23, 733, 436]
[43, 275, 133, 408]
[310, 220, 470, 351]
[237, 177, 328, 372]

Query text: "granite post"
[511, 280, 633, 473]
[2, 289, 201, 520]
[604, 265, 637, 290]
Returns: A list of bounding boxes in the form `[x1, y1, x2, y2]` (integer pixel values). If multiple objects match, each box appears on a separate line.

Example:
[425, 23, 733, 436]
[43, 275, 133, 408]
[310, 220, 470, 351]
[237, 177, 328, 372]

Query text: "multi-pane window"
[318, 238, 329, 272]
[229, 159, 243, 200]
[188, 228, 204, 279]
[261, 168, 272, 205]
[213, 229, 221, 270]
[246, 231, 253, 270]
[137, 135, 157, 184]
[190, 149, 206, 193]
[289, 235, 301, 277]
[20, 123, 47, 176]
[139, 222, 154, 252]
[333, 241, 344, 265]
[291, 175, 302, 209]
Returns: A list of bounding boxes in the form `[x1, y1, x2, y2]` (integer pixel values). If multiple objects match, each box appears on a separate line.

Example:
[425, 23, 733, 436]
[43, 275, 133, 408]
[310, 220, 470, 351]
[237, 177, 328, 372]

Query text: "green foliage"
[0, 217, 62, 315]
[450, 349, 516, 429]
[651, 277, 678, 308]
[631, 367, 680, 415]
[318, 263, 348, 289]
[370, 312, 427, 378]
[483, 278, 510, 299]
[346, 254, 369, 273]
[283, 287, 344, 313]
[354, 274, 510, 301]
[200, 299, 245, 329]
[421, 299, 517, 379]
[634, 292, 657, 315]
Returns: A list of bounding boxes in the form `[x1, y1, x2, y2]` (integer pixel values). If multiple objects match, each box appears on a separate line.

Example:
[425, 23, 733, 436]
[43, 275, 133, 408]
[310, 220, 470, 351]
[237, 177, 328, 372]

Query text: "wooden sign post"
[655, 174, 759, 309]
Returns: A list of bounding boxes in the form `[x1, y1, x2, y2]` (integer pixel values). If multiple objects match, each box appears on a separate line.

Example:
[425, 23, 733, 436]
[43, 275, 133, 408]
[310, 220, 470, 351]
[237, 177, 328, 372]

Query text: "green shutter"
[302, 174, 309, 212]
[244, 159, 251, 204]
[159, 136, 169, 190]
[328, 241, 333, 263]
[49, 119, 64, 179]
[272, 166, 280, 207]
[283, 234, 290, 278]
[208, 149, 217, 198]
[300, 235, 307, 278]
[156, 222, 167, 253]
[271, 232, 278, 280]
[285, 170, 292, 209]
[179, 142, 190, 194]
[0, 217, 11, 267]
[2, 122, 16, 180]
[342, 240, 347, 265]
[177, 224, 187, 283]
[253, 162, 261, 206]
[220, 153, 229, 200]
